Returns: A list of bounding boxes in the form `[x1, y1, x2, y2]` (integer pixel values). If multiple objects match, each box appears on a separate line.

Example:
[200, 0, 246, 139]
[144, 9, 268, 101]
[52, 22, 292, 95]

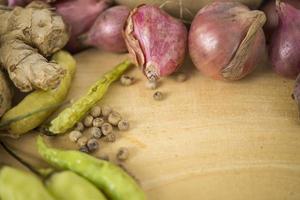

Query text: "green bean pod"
[47, 60, 133, 134]
[37, 136, 146, 200]
[0, 51, 76, 136]
[46, 171, 107, 200]
[0, 166, 55, 200]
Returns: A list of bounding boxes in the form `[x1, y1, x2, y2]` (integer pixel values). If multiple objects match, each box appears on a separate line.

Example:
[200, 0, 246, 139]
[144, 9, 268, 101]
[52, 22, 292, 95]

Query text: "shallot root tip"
[145, 64, 159, 81]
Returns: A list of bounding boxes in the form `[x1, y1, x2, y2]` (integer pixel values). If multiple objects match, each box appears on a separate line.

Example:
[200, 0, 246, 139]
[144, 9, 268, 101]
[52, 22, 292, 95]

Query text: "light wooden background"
[1, 49, 300, 200]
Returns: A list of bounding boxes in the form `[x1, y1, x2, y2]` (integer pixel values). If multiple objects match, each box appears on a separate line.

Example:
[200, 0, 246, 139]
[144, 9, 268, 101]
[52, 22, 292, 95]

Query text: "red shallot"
[269, 0, 300, 79]
[83, 5, 130, 53]
[7, 0, 57, 7]
[124, 4, 187, 81]
[55, 0, 111, 52]
[261, 0, 300, 39]
[189, 1, 266, 81]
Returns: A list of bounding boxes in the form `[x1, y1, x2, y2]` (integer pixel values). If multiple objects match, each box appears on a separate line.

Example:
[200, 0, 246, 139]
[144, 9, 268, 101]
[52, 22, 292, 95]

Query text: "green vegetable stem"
[47, 59, 133, 134]
[37, 136, 147, 200]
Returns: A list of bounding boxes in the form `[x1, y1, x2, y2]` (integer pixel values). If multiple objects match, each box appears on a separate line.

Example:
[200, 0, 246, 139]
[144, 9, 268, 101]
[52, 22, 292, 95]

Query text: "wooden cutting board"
[1, 49, 300, 200]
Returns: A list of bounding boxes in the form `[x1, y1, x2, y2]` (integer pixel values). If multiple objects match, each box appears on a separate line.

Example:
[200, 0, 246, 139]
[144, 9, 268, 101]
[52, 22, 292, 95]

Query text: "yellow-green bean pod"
[0, 166, 55, 200]
[47, 171, 107, 200]
[0, 51, 76, 136]
[47, 60, 132, 134]
[37, 136, 146, 200]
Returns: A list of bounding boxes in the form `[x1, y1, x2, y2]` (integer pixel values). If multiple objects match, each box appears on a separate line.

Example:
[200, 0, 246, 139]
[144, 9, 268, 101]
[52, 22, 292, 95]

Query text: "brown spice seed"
[87, 138, 99, 152]
[104, 133, 116, 142]
[102, 105, 112, 117]
[79, 145, 89, 153]
[77, 136, 88, 147]
[120, 75, 134, 86]
[68, 130, 82, 142]
[101, 123, 113, 135]
[118, 120, 129, 131]
[74, 122, 84, 132]
[108, 112, 122, 126]
[116, 147, 129, 161]
[88, 127, 102, 139]
[90, 106, 101, 118]
[93, 117, 105, 127]
[153, 91, 163, 101]
[83, 115, 94, 127]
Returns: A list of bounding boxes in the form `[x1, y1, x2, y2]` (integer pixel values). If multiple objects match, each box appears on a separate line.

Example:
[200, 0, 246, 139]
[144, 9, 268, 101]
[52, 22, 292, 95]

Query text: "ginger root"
[0, 70, 11, 117]
[0, 1, 69, 92]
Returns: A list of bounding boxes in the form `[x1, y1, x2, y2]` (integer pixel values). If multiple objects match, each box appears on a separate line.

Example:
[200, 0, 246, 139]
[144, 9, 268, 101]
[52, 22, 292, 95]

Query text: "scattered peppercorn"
[90, 106, 101, 118]
[101, 123, 113, 135]
[87, 138, 99, 152]
[116, 147, 129, 161]
[120, 75, 134, 86]
[176, 72, 187, 82]
[67, 104, 131, 152]
[104, 133, 116, 142]
[153, 91, 163, 101]
[118, 119, 129, 131]
[102, 105, 112, 117]
[87, 127, 102, 139]
[77, 136, 88, 147]
[79, 145, 89, 153]
[83, 115, 94, 127]
[68, 130, 82, 143]
[145, 80, 157, 90]
[108, 112, 122, 126]
[93, 117, 104, 127]
[74, 122, 84, 132]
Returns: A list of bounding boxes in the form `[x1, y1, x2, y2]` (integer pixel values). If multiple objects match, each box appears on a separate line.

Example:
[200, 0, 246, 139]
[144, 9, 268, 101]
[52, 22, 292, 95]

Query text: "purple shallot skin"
[55, 0, 110, 53]
[188, 1, 266, 81]
[124, 5, 187, 81]
[55, 0, 110, 37]
[85, 5, 130, 53]
[7, 0, 26, 6]
[270, 1, 300, 79]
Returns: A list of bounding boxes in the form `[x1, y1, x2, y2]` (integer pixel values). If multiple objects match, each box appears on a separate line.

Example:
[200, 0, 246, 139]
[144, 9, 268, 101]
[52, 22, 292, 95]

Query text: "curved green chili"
[0, 166, 55, 200]
[47, 171, 107, 200]
[37, 136, 146, 200]
[0, 51, 76, 136]
[47, 60, 133, 134]
[0, 142, 106, 200]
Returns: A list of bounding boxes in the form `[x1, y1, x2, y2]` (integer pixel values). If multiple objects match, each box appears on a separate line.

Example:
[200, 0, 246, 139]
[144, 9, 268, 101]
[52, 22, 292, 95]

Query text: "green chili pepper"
[47, 60, 132, 134]
[0, 51, 76, 136]
[46, 171, 107, 200]
[0, 166, 55, 200]
[37, 136, 147, 200]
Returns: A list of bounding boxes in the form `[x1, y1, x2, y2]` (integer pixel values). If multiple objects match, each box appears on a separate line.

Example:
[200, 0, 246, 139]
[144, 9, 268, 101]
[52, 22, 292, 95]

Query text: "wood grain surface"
[1, 49, 300, 200]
